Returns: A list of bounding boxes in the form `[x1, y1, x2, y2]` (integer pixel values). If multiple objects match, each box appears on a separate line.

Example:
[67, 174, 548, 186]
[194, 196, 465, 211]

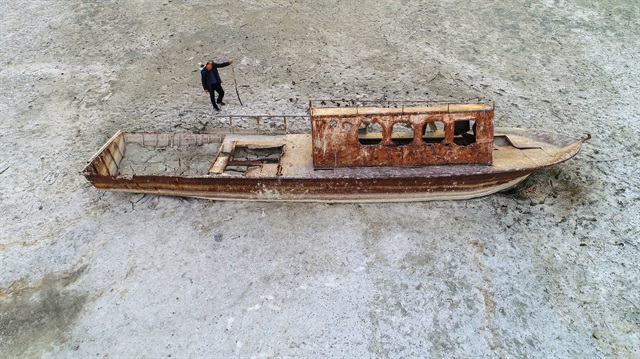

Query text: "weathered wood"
[82, 130, 123, 175]
[208, 140, 236, 174]
[94, 154, 110, 176]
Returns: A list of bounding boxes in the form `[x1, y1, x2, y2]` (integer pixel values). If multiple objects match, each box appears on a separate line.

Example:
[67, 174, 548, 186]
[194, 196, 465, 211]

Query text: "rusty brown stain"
[84, 169, 530, 200]
[311, 105, 494, 168]
[477, 286, 497, 315]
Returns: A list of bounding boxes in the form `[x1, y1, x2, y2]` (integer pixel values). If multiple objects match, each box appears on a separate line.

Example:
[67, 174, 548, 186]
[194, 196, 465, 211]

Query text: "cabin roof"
[310, 103, 493, 117]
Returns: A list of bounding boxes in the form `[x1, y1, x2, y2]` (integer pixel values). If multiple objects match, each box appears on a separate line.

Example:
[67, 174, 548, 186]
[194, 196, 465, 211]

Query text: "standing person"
[201, 58, 234, 111]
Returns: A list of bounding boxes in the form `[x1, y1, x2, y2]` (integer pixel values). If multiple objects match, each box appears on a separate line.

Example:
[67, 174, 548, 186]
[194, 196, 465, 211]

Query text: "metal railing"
[211, 114, 311, 135]
[309, 97, 494, 110]
[208, 98, 494, 135]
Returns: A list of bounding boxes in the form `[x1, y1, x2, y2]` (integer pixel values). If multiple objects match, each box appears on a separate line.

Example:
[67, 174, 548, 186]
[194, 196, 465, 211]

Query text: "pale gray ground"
[118, 142, 220, 176]
[1, 0, 639, 358]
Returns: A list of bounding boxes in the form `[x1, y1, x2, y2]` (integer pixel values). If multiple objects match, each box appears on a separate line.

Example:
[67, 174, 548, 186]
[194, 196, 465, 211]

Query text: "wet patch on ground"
[0, 265, 88, 358]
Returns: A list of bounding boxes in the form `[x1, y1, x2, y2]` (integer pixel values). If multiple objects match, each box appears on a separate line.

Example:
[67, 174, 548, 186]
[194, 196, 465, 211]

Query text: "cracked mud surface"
[118, 142, 219, 177]
[1, 0, 639, 357]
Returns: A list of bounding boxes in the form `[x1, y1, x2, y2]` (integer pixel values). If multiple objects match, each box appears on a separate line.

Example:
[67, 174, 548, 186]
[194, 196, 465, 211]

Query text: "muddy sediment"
[0, 267, 88, 357]
[1, 0, 639, 357]
[118, 142, 219, 176]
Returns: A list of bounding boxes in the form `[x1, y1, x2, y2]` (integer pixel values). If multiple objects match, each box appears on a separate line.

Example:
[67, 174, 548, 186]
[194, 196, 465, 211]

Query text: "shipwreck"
[82, 98, 589, 202]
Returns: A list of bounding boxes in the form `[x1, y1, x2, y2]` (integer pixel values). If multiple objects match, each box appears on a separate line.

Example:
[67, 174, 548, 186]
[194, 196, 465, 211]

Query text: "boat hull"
[84, 170, 531, 202]
[81, 123, 588, 202]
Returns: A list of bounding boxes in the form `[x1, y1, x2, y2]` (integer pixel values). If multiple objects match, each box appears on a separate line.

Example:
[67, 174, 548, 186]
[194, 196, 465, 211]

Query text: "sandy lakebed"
[1, 0, 639, 357]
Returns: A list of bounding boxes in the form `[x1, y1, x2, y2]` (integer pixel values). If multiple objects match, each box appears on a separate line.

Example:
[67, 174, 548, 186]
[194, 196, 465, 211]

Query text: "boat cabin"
[309, 99, 495, 168]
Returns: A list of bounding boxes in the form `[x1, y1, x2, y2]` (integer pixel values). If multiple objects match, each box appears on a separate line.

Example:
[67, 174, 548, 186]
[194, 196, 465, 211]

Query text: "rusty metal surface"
[310, 103, 494, 168]
[80, 99, 589, 201]
[84, 168, 531, 202]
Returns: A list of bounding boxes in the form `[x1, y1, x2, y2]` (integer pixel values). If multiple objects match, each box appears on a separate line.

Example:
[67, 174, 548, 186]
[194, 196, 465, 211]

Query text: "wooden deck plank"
[208, 140, 236, 174]
[280, 134, 314, 177]
[245, 163, 280, 177]
[82, 130, 123, 174]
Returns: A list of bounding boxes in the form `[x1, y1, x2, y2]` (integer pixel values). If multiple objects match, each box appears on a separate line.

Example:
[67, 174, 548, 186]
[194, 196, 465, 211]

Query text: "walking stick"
[231, 63, 244, 107]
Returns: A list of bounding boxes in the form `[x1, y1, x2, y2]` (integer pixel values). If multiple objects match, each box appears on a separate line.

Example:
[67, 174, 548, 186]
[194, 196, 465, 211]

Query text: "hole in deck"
[230, 146, 283, 165]
[223, 145, 284, 175]
[223, 165, 253, 176]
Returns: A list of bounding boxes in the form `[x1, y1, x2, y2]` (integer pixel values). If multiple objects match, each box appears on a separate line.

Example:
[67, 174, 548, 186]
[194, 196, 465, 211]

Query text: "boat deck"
[110, 129, 582, 179]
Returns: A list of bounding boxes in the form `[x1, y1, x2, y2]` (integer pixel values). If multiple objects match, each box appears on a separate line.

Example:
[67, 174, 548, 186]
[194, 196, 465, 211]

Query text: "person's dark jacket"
[201, 62, 231, 91]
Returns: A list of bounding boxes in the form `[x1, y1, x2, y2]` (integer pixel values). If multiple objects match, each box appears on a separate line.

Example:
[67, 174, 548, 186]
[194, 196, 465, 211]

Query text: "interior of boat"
[82, 99, 584, 179]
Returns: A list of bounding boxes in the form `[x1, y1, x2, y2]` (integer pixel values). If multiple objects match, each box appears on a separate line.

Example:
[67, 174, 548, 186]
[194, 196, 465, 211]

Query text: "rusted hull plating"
[84, 166, 536, 202]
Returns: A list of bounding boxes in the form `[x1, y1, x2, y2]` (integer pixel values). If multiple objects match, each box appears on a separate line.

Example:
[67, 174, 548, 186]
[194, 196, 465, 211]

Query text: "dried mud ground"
[1, 1, 639, 358]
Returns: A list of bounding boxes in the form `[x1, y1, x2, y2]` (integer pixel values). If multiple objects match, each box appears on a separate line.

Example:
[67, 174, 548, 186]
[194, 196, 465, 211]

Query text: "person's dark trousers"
[212, 82, 225, 104]
[208, 89, 219, 110]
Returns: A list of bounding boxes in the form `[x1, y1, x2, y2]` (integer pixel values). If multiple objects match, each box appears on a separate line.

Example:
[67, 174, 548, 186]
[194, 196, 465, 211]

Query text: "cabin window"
[358, 122, 383, 145]
[453, 119, 476, 146]
[422, 121, 445, 144]
[391, 122, 414, 146]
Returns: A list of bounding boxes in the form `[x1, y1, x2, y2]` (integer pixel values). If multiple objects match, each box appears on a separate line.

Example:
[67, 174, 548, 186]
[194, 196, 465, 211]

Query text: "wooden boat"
[81, 99, 589, 202]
